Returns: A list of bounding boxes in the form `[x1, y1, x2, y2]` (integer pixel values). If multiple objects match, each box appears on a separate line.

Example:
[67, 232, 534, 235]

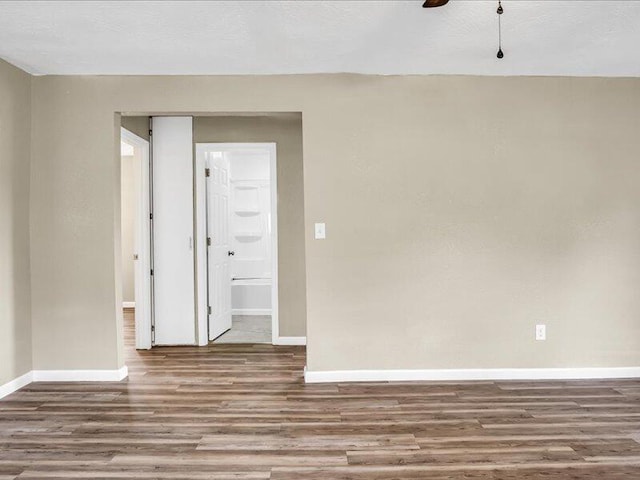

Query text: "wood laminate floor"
[1, 310, 640, 479]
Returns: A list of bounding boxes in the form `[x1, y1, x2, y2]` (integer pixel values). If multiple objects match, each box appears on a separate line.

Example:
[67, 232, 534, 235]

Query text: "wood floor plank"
[0, 309, 639, 478]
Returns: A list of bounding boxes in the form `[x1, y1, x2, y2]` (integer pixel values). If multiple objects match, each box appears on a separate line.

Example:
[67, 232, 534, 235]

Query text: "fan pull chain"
[497, 0, 504, 58]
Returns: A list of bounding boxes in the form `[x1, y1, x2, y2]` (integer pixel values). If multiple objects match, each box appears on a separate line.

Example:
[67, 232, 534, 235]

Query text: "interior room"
[1, 1, 640, 478]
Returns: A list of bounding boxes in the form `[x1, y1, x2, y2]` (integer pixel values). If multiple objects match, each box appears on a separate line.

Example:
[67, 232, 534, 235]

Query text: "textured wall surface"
[28, 74, 640, 373]
[0, 58, 31, 384]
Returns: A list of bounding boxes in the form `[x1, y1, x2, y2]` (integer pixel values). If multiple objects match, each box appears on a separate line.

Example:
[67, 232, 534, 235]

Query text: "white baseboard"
[274, 336, 306, 346]
[122, 301, 135, 308]
[32, 366, 129, 382]
[304, 366, 640, 383]
[0, 366, 128, 399]
[0, 371, 34, 400]
[232, 308, 271, 316]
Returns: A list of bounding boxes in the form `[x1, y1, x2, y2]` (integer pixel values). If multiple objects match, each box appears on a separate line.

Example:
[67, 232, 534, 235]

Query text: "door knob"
[228, 251, 235, 256]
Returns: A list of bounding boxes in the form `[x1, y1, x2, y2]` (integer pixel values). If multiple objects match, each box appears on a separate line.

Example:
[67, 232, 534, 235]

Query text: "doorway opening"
[196, 144, 277, 344]
[117, 113, 306, 355]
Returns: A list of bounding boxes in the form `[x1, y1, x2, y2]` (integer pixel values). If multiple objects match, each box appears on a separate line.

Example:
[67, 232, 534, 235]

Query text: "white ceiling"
[1, 1, 639, 77]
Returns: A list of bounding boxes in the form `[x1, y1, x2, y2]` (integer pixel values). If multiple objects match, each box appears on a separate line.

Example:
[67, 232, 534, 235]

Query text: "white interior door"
[207, 152, 232, 340]
[121, 127, 152, 350]
[151, 117, 196, 345]
[132, 148, 150, 349]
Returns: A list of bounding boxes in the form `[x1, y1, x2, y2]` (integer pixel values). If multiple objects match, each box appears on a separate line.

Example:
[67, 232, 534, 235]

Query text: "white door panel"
[121, 127, 152, 350]
[152, 117, 195, 345]
[207, 153, 232, 340]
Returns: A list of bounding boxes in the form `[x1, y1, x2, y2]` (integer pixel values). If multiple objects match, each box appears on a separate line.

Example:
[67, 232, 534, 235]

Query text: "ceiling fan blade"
[422, 0, 449, 7]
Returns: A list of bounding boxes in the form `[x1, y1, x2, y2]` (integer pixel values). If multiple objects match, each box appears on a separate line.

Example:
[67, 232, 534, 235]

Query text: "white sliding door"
[151, 117, 195, 345]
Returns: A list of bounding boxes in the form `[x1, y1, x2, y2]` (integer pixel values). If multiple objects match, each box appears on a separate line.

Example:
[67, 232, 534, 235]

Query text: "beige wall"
[0, 58, 32, 384]
[193, 115, 306, 336]
[29, 74, 640, 372]
[120, 155, 135, 304]
[121, 116, 149, 141]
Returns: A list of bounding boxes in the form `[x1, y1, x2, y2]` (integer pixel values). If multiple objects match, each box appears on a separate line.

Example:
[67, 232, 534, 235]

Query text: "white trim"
[32, 366, 129, 382]
[304, 367, 640, 383]
[195, 143, 279, 346]
[0, 367, 129, 398]
[121, 127, 152, 350]
[268, 143, 279, 346]
[195, 146, 209, 346]
[232, 308, 272, 316]
[275, 336, 307, 346]
[0, 371, 33, 400]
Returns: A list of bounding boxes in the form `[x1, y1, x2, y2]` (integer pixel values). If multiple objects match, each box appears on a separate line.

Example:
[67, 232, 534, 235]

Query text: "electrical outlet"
[535, 324, 546, 341]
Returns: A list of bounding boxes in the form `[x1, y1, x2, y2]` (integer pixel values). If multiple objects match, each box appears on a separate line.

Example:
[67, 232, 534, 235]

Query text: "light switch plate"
[314, 223, 326, 239]
[536, 324, 546, 341]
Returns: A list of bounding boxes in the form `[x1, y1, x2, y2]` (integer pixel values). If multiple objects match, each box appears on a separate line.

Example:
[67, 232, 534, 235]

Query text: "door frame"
[195, 143, 278, 345]
[121, 127, 152, 350]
